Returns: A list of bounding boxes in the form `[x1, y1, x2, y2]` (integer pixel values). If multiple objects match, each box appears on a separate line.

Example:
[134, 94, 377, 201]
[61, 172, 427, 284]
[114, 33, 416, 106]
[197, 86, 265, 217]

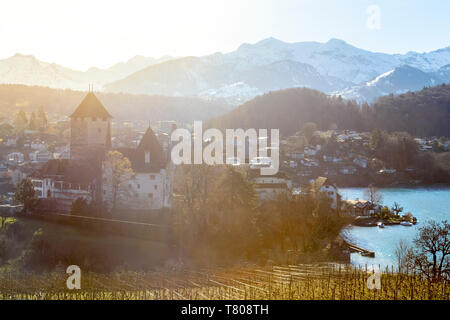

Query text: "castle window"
[137, 184, 140, 189]
[148, 193, 153, 198]
[154, 185, 157, 190]
[145, 152, 150, 164]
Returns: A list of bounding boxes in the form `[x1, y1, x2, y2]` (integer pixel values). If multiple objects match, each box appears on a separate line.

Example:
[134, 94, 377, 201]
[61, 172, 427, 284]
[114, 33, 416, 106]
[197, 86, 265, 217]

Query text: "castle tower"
[70, 92, 112, 162]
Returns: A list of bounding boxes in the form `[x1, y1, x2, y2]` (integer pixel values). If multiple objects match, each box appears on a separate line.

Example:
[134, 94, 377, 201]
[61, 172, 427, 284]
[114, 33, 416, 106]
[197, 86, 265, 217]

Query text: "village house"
[7, 152, 24, 164]
[29, 150, 53, 163]
[250, 170, 292, 201]
[29, 159, 98, 211]
[310, 177, 339, 209]
[289, 152, 304, 160]
[300, 158, 319, 167]
[30, 139, 47, 151]
[286, 160, 298, 168]
[345, 199, 374, 216]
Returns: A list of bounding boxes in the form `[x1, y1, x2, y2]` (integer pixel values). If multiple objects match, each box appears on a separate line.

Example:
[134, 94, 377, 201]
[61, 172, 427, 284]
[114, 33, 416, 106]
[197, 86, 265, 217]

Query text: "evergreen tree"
[13, 178, 38, 212]
[13, 109, 28, 133]
[28, 111, 37, 130]
[37, 106, 48, 129]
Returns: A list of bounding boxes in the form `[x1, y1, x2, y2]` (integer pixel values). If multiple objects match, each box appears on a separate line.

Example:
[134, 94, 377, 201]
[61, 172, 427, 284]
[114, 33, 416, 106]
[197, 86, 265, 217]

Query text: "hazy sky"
[1, 0, 449, 70]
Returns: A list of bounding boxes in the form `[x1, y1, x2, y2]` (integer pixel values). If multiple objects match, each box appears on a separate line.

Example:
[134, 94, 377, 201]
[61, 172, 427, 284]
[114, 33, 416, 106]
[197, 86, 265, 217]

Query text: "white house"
[251, 170, 292, 201]
[29, 150, 53, 163]
[300, 158, 319, 167]
[310, 177, 339, 209]
[29, 159, 97, 212]
[31, 139, 47, 151]
[289, 152, 304, 160]
[7, 152, 24, 164]
[102, 127, 173, 212]
[304, 146, 317, 157]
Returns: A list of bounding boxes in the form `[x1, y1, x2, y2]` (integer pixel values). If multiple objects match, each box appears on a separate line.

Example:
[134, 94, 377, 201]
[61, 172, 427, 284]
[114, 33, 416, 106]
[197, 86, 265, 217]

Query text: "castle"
[29, 92, 173, 213]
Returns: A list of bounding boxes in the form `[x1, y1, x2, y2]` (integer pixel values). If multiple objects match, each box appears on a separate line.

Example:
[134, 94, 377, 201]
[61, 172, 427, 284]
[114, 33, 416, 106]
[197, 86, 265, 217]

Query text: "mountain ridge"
[2, 37, 450, 104]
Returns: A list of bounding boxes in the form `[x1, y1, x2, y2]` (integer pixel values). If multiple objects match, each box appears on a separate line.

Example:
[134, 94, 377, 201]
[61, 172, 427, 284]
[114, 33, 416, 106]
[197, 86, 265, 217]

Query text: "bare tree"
[394, 239, 414, 273]
[364, 184, 383, 207]
[412, 220, 450, 282]
[103, 151, 134, 211]
[391, 202, 403, 217]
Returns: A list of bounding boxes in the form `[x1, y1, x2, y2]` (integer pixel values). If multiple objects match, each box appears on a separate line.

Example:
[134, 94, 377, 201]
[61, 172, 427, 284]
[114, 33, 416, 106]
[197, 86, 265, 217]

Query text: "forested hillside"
[0, 84, 232, 122]
[209, 84, 450, 137]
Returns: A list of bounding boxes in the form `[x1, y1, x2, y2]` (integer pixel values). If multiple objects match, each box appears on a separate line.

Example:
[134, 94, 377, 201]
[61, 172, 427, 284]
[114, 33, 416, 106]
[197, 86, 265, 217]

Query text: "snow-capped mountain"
[0, 54, 86, 90]
[334, 65, 446, 102]
[433, 64, 450, 83]
[228, 38, 400, 84]
[396, 46, 450, 72]
[104, 38, 450, 103]
[105, 55, 351, 103]
[2, 37, 450, 104]
[0, 54, 173, 90]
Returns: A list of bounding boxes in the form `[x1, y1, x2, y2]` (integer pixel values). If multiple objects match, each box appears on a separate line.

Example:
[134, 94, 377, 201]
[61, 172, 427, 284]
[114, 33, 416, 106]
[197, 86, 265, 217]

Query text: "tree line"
[208, 84, 450, 138]
[172, 164, 350, 266]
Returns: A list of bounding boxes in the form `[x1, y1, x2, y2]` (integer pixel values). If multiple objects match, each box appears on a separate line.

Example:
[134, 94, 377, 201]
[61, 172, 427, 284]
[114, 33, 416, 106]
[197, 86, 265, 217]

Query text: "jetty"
[343, 239, 375, 258]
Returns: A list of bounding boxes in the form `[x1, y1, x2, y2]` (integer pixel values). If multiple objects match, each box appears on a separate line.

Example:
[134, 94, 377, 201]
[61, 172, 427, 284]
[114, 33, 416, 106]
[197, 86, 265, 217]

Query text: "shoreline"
[336, 181, 450, 189]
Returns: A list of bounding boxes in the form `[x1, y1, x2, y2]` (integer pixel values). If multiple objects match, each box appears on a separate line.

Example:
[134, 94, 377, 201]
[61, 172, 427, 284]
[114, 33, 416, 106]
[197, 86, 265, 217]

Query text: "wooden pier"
[343, 240, 375, 258]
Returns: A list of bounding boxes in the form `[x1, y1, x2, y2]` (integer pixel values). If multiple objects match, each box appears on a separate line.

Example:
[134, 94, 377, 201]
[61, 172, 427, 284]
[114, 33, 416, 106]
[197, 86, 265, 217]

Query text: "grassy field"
[0, 215, 172, 272]
[1, 264, 448, 300]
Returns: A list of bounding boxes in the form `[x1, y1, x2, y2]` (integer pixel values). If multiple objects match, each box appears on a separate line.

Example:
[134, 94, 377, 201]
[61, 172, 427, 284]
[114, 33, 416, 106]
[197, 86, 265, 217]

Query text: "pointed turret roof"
[70, 92, 112, 119]
[131, 127, 166, 172]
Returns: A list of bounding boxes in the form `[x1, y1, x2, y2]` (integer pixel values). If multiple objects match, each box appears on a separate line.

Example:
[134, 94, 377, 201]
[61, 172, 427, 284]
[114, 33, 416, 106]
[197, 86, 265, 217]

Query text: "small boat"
[400, 221, 413, 226]
[377, 222, 385, 228]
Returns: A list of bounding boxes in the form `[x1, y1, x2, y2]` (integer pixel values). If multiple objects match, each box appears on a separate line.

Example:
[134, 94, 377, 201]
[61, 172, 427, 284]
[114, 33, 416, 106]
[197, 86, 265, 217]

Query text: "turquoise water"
[340, 187, 450, 268]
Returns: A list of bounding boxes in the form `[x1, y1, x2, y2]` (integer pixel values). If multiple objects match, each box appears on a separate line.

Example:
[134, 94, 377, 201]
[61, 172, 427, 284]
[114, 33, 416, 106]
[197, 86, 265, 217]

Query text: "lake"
[340, 187, 450, 268]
